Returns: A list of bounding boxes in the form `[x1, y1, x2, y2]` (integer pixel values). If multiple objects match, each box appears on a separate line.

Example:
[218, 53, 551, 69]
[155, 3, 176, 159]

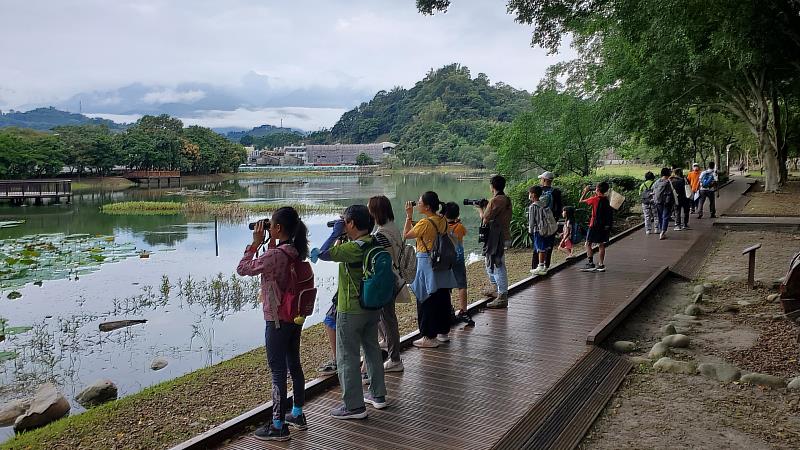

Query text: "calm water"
[0, 172, 487, 439]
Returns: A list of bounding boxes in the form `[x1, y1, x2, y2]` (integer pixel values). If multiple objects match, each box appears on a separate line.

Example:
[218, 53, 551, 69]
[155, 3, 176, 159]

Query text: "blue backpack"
[348, 240, 397, 310]
[700, 171, 715, 188]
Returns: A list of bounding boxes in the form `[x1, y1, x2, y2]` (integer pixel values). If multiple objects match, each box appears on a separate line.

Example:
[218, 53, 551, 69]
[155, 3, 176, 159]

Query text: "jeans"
[336, 311, 386, 410]
[378, 300, 401, 362]
[486, 240, 510, 294]
[417, 288, 452, 338]
[698, 190, 716, 217]
[265, 321, 305, 423]
[656, 203, 673, 233]
[642, 202, 658, 232]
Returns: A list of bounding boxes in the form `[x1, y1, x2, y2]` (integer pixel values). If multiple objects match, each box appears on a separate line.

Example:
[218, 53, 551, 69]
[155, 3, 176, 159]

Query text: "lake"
[0, 171, 489, 440]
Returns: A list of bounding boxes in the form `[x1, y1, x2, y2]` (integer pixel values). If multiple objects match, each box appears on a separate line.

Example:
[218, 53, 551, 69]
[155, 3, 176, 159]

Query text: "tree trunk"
[762, 140, 781, 192]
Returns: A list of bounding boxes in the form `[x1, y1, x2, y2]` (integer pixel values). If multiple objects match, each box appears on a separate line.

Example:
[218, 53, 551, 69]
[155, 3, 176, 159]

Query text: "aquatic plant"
[100, 200, 340, 221]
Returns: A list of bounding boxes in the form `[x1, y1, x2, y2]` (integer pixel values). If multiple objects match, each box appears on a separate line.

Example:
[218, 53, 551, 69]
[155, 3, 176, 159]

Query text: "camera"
[326, 220, 340, 228]
[463, 198, 488, 208]
[248, 219, 270, 230]
[409, 201, 417, 207]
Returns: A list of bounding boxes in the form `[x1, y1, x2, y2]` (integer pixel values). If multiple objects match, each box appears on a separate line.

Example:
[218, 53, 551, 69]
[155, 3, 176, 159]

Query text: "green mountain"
[0, 107, 128, 131]
[225, 124, 305, 142]
[321, 63, 531, 165]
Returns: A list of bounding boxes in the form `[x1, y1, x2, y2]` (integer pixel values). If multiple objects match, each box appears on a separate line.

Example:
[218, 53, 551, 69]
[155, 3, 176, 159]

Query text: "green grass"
[594, 164, 660, 178]
[100, 201, 185, 215]
[101, 200, 341, 219]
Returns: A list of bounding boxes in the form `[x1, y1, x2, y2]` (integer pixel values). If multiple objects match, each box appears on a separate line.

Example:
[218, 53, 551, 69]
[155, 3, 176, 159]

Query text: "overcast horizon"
[0, 0, 573, 130]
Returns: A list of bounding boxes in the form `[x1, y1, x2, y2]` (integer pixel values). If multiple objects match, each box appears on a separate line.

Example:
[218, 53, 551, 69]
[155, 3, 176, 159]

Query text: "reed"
[101, 200, 341, 219]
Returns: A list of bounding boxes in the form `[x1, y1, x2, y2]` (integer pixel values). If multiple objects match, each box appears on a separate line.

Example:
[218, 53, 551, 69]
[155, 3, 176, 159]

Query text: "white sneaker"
[436, 333, 450, 343]
[645, 230, 651, 235]
[659, 232, 666, 240]
[384, 359, 404, 372]
[532, 265, 548, 276]
[673, 226, 682, 231]
[413, 337, 440, 348]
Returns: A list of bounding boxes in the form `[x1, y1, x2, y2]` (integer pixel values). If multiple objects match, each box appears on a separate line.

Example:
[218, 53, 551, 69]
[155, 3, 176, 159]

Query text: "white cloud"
[142, 89, 206, 105]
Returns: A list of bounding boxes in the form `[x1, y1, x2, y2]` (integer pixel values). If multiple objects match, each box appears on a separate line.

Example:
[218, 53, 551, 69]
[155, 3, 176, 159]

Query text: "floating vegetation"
[165, 188, 234, 197]
[101, 200, 341, 221]
[0, 351, 16, 362]
[7, 291, 21, 300]
[0, 234, 139, 291]
[0, 220, 25, 229]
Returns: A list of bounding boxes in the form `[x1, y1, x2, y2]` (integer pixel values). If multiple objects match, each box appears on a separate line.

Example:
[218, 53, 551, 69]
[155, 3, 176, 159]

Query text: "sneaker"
[361, 372, 371, 385]
[659, 232, 666, 240]
[413, 337, 440, 348]
[482, 287, 498, 298]
[437, 333, 450, 342]
[384, 359, 404, 372]
[363, 393, 387, 410]
[254, 423, 290, 441]
[674, 226, 682, 231]
[532, 265, 548, 276]
[683, 224, 691, 230]
[697, 214, 703, 219]
[317, 360, 337, 376]
[285, 413, 308, 430]
[595, 265, 606, 272]
[330, 404, 367, 420]
[485, 294, 508, 309]
[579, 262, 596, 272]
[378, 339, 387, 350]
[645, 230, 651, 235]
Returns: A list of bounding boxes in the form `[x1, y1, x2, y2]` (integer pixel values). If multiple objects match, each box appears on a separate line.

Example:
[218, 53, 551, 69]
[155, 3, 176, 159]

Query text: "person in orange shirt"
[686, 163, 702, 214]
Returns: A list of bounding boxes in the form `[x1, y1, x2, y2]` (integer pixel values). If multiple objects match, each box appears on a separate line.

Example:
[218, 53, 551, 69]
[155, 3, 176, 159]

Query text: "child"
[444, 202, 469, 318]
[639, 171, 658, 235]
[528, 185, 556, 276]
[579, 181, 612, 272]
[558, 206, 577, 258]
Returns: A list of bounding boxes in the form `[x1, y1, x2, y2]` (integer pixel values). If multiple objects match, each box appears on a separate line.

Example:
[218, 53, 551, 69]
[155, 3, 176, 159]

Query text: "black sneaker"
[595, 265, 606, 272]
[285, 413, 308, 430]
[254, 423, 290, 441]
[579, 262, 596, 272]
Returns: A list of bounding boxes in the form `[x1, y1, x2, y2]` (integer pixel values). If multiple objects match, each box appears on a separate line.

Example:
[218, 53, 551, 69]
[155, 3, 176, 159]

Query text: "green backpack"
[346, 240, 397, 310]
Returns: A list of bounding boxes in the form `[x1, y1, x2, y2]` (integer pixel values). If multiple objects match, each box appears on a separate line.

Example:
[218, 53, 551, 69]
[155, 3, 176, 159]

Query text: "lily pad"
[7, 291, 21, 300]
[0, 351, 17, 362]
[2, 326, 33, 335]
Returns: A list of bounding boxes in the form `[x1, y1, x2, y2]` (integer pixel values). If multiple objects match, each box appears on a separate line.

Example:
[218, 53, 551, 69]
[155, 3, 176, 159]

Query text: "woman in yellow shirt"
[404, 191, 457, 348]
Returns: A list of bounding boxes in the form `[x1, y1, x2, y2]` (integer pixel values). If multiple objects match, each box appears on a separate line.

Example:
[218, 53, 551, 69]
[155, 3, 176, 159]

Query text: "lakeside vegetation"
[100, 200, 341, 219]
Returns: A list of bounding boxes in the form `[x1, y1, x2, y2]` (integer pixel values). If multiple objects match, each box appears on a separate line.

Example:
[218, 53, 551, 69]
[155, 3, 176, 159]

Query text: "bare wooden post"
[742, 244, 762, 289]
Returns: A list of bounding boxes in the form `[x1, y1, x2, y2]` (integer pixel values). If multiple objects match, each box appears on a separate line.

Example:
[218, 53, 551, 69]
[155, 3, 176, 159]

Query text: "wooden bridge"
[0, 179, 71, 205]
[173, 178, 752, 450]
[124, 170, 181, 187]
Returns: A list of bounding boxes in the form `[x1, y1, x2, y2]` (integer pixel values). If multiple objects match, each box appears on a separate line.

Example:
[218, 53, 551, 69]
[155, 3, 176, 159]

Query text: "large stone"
[662, 334, 691, 348]
[612, 341, 636, 353]
[150, 357, 169, 371]
[693, 293, 704, 304]
[76, 379, 118, 408]
[697, 362, 741, 382]
[740, 373, 786, 389]
[13, 384, 70, 432]
[648, 342, 670, 359]
[767, 293, 781, 303]
[721, 304, 740, 313]
[685, 304, 702, 316]
[693, 285, 705, 294]
[672, 314, 699, 321]
[737, 300, 752, 306]
[703, 282, 714, 290]
[0, 399, 29, 427]
[788, 377, 800, 391]
[629, 356, 651, 366]
[660, 324, 677, 337]
[653, 357, 697, 375]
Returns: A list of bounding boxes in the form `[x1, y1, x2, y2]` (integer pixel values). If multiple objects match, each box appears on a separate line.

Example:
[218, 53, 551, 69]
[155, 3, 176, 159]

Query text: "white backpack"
[539, 206, 559, 237]
[397, 242, 417, 284]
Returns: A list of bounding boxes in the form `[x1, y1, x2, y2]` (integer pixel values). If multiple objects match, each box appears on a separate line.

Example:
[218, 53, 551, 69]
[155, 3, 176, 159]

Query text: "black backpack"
[593, 197, 614, 231]
[550, 188, 563, 219]
[658, 180, 675, 205]
[424, 218, 457, 272]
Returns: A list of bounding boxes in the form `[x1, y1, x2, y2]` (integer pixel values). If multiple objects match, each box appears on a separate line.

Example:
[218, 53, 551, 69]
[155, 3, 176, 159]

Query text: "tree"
[53, 124, 119, 176]
[239, 135, 254, 146]
[184, 126, 247, 174]
[355, 152, 375, 166]
[0, 128, 63, 178]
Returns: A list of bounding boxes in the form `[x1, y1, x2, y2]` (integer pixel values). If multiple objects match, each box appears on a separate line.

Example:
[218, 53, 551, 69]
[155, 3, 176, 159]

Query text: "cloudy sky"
[0, 0, 572, 130]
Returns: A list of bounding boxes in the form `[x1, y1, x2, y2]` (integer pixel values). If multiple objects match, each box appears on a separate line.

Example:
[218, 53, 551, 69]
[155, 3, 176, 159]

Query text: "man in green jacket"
[318, 205, 387, 419]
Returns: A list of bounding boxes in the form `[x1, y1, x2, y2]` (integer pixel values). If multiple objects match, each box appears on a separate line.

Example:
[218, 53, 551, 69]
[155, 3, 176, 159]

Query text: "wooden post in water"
[214, 215, 219, 257]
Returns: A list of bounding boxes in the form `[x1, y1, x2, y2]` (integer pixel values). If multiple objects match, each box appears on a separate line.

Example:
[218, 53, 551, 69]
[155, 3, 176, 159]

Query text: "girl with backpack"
[236, 207, 311, 441]
[639, 171, 659, 235]
[404, 191, 457, 349]
[652, 167, 677, 240]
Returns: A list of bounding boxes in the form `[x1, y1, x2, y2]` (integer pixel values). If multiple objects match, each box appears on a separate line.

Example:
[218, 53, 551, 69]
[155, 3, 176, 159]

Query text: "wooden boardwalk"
[175, 178, 753, 450]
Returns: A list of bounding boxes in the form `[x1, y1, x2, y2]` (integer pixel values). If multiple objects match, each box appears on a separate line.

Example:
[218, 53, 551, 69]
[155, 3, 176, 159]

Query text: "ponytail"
[273, 206, 309, 260]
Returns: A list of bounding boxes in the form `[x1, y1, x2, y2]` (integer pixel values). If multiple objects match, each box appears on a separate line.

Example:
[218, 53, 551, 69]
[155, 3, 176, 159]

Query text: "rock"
[697, 362, 741, 382]
[772, 314, 785, 321]
[756, 279, 782, 289]
[612, 341, 637, 353]
[672, 314, 698, 321]
[660, 324, 677, 336]
[767, 293, 781, 303]
[75, 379, 118, 408]
[662, 334, 691, 348]
[629, 356, 651, 366]
[13, 384, 70, 432]
[150, 357, 168, 371]
[653, 357, 697, 375]
[736, 300, 752, 306]
[693, 285, 705, 294]
[693, 293, 704, 304]
[788, 377, 800, 391]
[740, 373, 786, 389]
[703, 282, 714, 289]
[685, 304, 702, 316]
[723, 275, 746, 283]
[0, 399, 29, 427]
[648, 342, 670, 359]
[721, 304, 740, 313]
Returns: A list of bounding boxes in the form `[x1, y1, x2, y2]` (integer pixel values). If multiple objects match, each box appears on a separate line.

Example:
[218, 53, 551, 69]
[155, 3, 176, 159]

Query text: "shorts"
[586, 227, 609, 244]
[323, 302, 337, 330]
[559, 239, 573, 250]
[452, 257, 467, 289]
[533, 232, 555, 252]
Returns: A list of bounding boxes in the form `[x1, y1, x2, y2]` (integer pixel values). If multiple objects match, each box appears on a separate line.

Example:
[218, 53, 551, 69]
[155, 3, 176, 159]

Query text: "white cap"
[538, 171, 555, 180]
[692, 162, 700, 167]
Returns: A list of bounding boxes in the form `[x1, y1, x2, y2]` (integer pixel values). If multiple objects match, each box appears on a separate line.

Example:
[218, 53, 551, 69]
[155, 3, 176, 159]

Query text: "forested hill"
[0, 107, 128, 131]
[224, 124, 305, 142]
[322, 64, 531, 165]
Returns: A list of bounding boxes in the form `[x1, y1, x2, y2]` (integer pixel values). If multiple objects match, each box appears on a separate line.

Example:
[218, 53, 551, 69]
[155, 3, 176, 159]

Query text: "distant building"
[305, 142, 396, 165]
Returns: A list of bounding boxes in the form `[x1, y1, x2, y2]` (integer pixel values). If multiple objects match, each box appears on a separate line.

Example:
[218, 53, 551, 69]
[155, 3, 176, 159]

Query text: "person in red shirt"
[578, 181, 612, 272]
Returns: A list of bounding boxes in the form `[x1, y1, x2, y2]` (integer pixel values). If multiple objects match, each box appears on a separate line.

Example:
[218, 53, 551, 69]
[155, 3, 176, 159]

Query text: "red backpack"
[276, 247, 317, 325]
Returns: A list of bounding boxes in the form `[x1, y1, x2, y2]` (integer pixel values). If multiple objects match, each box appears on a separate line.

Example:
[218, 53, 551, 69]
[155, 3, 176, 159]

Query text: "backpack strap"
[420, 217, 444, 254]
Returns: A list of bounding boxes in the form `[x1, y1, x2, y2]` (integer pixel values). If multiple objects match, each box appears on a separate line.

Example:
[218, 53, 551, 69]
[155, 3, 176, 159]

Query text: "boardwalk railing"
[0, 179, 72, 202]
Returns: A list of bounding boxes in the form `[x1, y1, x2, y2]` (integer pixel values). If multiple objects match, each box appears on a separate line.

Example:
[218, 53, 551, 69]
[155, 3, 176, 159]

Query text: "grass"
[1, 249, 539, 450]
[100, 200, 341, 220]
[594, 164, 660, 178]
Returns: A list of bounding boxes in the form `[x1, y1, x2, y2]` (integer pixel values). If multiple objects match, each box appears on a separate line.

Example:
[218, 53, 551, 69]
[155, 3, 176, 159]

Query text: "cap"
[692, 162, 700, 167]
[538, 171, 555, 180]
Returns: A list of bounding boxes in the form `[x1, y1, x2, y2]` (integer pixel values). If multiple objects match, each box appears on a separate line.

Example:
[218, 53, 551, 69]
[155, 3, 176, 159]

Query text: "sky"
[0, 0, 573, 130]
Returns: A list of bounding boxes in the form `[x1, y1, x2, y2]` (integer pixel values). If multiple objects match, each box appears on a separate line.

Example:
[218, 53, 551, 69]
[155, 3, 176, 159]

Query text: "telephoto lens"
[247, 219, 270, 231]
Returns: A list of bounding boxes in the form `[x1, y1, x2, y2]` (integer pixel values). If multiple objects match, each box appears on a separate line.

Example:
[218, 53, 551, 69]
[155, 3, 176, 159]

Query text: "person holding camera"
[236, 207, 311, 441]
[404, 191, 457, 348]
[579, 182, 612, 272]
[317, 205, 387, 419]
[476, 175, 513, 308]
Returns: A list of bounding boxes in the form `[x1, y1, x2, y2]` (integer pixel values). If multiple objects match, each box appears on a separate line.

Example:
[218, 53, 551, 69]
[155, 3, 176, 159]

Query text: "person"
[652, 167, 676, 240]
[316, 296, 338, 376]
[367, 195, 406, 373]
[558, 206, 577, 258]
[639, 171, 658, 235]
[739, 161, 745, 175]
[476, 175, 513, 308]
[671, 168, 691, 230]
[697, 161, 718, 219]
[579, 181, 612, 272]
[538, 171, 562, 268]
[236, 207, 310, 441]
[686, 163, 702, 214]
[528, 185, 556, 275]
[444, 202, 469, 318]
[404, 191, 457, 348]
[318, 205, 387, 419]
